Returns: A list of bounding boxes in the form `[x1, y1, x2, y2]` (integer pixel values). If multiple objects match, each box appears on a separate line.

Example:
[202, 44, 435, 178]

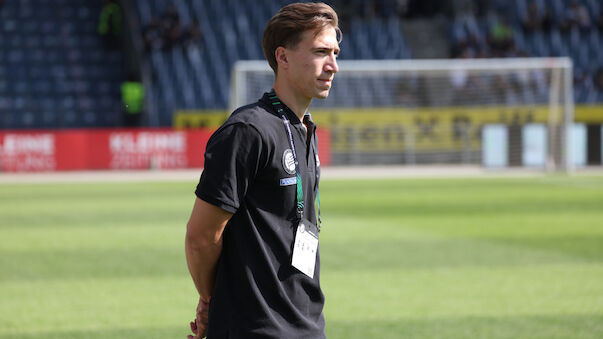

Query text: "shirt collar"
[260, 89, 304, 124]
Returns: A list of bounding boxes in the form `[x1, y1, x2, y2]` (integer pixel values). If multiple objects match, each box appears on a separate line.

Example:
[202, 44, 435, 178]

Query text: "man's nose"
[325, 53, 338, 74]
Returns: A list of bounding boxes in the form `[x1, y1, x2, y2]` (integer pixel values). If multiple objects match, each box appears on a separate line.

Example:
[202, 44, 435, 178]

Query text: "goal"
[230, 58, 574, 171]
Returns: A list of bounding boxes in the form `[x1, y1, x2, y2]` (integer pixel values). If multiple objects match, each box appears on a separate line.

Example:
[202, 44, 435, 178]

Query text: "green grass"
[1, 175, 602, 338]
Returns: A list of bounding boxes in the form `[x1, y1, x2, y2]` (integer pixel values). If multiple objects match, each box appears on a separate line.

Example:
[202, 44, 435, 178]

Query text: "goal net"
[230, 58, 574, 171]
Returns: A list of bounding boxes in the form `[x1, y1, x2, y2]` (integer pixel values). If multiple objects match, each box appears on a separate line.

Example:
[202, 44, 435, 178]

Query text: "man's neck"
[273, 80, 311, 121]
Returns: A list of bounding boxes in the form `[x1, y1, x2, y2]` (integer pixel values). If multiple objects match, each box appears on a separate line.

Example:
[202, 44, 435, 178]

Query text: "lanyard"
[268, 92, 322, 231]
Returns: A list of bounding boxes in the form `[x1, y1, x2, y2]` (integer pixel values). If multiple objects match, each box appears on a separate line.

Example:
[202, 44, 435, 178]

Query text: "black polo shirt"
[195, 91, 324, 339]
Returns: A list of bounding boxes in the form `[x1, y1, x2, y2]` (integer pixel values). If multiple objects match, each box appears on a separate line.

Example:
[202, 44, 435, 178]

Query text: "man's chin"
[314, 89, 331, 99]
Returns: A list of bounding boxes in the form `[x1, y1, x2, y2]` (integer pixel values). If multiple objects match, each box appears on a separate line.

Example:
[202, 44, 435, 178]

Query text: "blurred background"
[0, 0, 602, 171]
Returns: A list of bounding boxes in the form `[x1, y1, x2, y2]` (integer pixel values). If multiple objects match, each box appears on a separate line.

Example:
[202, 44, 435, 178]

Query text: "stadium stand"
[0, 0, 125, 129]
[132, 0, 603, 124]
[132, 0, 411, 125]
[449, 0, 603, 102]
[0, 0, 601, 129]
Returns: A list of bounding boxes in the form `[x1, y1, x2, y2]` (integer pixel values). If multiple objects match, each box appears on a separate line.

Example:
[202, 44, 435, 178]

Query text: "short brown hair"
[262, 2, 341, 73]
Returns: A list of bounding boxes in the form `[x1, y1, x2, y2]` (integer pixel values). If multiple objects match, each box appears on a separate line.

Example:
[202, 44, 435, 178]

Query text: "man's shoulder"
[231, 100, 270, 118]
[208, 100, 281, 145]
[223, 100, 280, 130]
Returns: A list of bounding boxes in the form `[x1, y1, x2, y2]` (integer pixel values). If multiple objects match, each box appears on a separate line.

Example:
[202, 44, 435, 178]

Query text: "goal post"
[230, 57, 574, 171]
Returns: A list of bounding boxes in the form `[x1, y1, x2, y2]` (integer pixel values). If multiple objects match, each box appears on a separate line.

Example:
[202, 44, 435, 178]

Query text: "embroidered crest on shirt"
[282, 149, 296, 174]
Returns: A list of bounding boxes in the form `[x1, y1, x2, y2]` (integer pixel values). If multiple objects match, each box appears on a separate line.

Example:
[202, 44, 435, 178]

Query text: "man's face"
[284, 27, 340, 100]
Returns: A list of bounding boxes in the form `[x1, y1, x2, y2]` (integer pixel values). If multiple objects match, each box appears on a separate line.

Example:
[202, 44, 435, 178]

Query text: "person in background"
[142, 17, 164, 51]
[560, 0, 591, 32]
[98, 0, 122, 49]
[595, 7, 603, 31]
[160, 3, 182, 49]
[121, 75, 144, 127]
[595, 68, 603, 92]
[488, 14, 514, 57]
[182, 18, 204, 49]
[521, 0, 546, 33]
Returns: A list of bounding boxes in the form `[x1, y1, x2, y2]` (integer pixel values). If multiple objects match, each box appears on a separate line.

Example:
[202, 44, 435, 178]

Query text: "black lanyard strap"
[268, 91, 322, 231]
[269, 93, 304, 218]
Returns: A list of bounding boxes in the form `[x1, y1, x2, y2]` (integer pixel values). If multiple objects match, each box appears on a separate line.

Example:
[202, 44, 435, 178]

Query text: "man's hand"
[185, 198, 231, 338]
[187, 296, 210, 339]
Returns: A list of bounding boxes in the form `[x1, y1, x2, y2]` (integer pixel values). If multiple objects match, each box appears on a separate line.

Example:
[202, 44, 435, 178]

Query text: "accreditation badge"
[291, 218, 319, 278]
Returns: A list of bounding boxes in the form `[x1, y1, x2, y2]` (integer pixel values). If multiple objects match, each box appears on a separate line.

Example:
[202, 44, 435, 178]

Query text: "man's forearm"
[185, 198, 232, 302]
[185, 233, 223, 301]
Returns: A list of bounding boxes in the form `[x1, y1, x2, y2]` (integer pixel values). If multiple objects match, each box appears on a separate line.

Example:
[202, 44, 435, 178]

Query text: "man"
[185, 2, 340, 338]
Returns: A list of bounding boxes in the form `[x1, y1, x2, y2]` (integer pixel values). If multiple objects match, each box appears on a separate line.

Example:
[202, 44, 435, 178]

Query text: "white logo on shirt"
[282, 149, 296, 174]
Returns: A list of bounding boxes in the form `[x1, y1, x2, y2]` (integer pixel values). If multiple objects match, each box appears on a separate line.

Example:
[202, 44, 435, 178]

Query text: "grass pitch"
[1, 174, 602, 338]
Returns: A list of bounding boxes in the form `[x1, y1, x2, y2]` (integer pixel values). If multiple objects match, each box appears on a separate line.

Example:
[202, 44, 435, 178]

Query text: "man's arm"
[185, 197, 233, 338]
[185, 197, 233, 300]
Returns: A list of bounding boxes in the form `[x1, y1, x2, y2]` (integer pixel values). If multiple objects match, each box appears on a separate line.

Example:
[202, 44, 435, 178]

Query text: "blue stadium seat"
[588, 30, 601, 61]
[136, 0, 152, 25]
[513, 0, 527, 24]
[549, 0, 564, 20]
[40, 110, 58, 128]
[549, 29, 566, 56]
[585, 0, 600, 18]
[0, 0, 125, 129]
[0, 79, 7, 93]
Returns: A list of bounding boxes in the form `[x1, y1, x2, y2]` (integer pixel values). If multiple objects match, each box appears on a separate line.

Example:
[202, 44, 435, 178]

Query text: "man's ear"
[275, 47, 288, 70]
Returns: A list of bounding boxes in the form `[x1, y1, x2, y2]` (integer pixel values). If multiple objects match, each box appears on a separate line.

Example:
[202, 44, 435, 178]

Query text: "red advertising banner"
[0, 128, 331, 172]
[316, 127, 331, 167]
[0, 132, 57, 171]
[87, 129, 208, 170]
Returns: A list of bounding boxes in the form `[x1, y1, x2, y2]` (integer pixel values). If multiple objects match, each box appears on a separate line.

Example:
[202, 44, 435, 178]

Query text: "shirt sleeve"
[195, 122, 264, 213]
